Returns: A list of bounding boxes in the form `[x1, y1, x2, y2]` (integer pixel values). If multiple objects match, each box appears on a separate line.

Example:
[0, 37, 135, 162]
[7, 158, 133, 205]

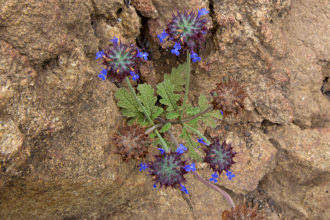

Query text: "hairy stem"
[193, 172, 235, 208]
[177, 106, 213, 124]
[125, 77, 169, 152]
[183, 123, 211, 145]
[180, 50, 191, 120]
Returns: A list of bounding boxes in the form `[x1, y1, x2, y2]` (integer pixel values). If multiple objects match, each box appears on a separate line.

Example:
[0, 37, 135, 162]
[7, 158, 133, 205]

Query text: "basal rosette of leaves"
[203, 139, 236, 175]
[148, 151, 188, 188]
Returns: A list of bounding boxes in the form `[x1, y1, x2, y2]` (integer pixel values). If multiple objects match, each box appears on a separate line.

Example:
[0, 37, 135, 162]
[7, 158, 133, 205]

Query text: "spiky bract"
[222, 202, 267, 220]
[203, 139, 236, 175]
[166, 10, 208, 51]
[101, 40, 140, 83]
[112, 124, 151, 160]
[210, 80, 246, 116]
[149, 151, 187, 188]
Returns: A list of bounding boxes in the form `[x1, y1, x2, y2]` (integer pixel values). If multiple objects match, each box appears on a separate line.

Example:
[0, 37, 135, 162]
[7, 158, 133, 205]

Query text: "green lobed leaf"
[157, 80, 180, 112]
[166, 112, 179, 119]
[115, 88, 147, 125]
[137, 83, 164, 120]
[186, 106, 200, 116]
[159, 123, 172, 133]
[180, 128, 203, 162]
[164, 62, 188, 92]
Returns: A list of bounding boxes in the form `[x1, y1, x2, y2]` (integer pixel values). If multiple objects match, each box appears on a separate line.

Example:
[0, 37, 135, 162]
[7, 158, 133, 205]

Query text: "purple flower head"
[198, 8, 209, 18]
[165, 9, 209, 52]
[176, 144, 187, 155]
[148, 151, 188, 188]
[203, 139, 236, 176]
[184, 163, 196, 172]
[96, 38, 146, 83]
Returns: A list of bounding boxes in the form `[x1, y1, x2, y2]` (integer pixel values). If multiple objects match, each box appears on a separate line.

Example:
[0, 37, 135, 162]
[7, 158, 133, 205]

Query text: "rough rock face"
[0, 0, 329, 220]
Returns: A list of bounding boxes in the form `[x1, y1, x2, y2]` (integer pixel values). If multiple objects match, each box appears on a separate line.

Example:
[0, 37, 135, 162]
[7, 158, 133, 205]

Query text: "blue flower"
[180, 184, 189, 194]
[191, 51, 201, 62]
[139, 163, 148, 172]
[153, 183, 157, 188]
[137, 51, 149, 60]
[220, 110, 224, 115]
[157, 30, 168, 43]
[171, 48, 180, 56]
[174, 42, 181, 50]
[111, 37, 119, 45]
[98, 73, 106, 81]
[130, 71, 139, 81]
[96, 51, 105, 59]
[226, 171, 235, 180]
[198, 138, 209, 146]
[158, 148, 165, 155]
[176, 144, 187, 155]
[209, 172, 219, 183]
[184, 163, 196, 172]
[198, 8, 209, 18]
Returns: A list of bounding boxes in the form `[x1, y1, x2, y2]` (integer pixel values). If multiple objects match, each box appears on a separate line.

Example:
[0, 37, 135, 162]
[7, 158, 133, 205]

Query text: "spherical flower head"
[98, 38, 146, 83]
[112, 124, 151, 160]
[210, 80, 247, 116]
[166, 9, 209, 52]
[148, 151, 188, 188]
[203, 139, 236, 175]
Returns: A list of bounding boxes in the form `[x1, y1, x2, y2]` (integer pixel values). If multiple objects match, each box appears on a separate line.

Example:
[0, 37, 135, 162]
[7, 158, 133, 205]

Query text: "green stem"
[183, 123, 211, 145]
[125, 77, 169, 152]
[180, 50, 191, 120]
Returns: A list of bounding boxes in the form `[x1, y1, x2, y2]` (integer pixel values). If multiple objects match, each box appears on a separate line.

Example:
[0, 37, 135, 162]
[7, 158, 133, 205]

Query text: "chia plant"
[96, 7, 247, 214]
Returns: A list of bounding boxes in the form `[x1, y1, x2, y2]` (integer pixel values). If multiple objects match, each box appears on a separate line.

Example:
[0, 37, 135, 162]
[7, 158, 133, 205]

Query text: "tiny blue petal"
[198, 8, 209, 17]
[142, 52, 149, 60]
[96, 51, 104, 59]
[184, 163, 196, 172]
[111, 37, 119, 44]
[171, 49, 180, 56]
[220, 110, 224, 115]
[198, 138, 209, 146]
[130, 71, 135, 76]
[157, 34, 164, 43]
[139, 163, 148, 171]
[137, 51, 144, 58]
[101, 68, 108, 76]
[98, 73, 106, 81]
[153, 183, 157, 188]
[161, 30, 168, 38]
[132, 74, 139, 81]
[174, 42, 181, 50]
[158, 148, 165, 155]
[176, 144, 187, 154]
[180, 184, 189, 194]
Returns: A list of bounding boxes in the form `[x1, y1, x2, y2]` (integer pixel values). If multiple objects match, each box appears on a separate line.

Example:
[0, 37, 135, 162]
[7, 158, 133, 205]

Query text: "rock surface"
[0, 0, 329, 219]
